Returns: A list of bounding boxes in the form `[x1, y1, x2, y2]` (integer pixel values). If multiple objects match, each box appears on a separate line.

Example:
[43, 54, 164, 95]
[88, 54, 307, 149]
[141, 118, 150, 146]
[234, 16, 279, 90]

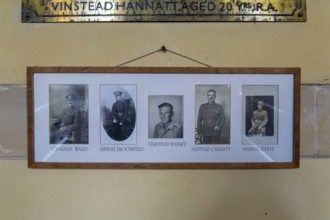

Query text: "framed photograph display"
[27, 67, 300, 169]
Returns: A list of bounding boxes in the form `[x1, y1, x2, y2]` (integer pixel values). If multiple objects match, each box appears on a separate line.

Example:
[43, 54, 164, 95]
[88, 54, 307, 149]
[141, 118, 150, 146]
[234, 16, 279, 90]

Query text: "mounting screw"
[161, 46, 167, 52]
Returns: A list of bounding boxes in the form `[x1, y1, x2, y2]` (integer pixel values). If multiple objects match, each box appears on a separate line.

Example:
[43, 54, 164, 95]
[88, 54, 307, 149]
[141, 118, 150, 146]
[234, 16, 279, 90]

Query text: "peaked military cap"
[65, 94, 76, 100]
[113, 91, 122, 97]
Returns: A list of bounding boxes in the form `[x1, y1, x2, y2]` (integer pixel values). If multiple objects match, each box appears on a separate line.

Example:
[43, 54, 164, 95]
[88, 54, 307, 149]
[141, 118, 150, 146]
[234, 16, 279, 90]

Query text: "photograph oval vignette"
[101, 87, 136, 142]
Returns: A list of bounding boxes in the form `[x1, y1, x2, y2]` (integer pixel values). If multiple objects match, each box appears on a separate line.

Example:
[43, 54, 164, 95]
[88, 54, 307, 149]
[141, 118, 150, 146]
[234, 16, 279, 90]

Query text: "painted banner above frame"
[27, 67, 300, 169]
[22, 0, 306, 22]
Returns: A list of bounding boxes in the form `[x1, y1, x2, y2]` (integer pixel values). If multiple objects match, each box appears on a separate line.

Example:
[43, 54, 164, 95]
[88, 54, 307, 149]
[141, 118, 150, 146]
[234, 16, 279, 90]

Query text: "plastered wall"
[1, 1, 330, 220]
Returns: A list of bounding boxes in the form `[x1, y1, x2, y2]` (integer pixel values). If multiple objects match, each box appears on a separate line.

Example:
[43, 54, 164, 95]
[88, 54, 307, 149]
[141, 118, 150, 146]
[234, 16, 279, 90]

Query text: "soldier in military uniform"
[108, 91, 130, 141]
[197, 89, 225, 144]
[153, 102, 182, 138]
[50, 94, 81, 144]
[111, 91, 127, 126]
[248, 100, 268, 136]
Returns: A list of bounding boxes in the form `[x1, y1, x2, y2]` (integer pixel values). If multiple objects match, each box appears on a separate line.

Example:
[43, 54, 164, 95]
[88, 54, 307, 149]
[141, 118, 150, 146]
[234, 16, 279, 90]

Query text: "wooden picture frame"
[27, 67, 300, 169]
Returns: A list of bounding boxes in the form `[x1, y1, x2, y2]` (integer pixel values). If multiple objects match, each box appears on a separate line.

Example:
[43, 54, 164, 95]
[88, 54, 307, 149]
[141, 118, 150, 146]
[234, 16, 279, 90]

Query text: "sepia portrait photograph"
[195, 85, 231, 145]
[49, 84, 89, 144]
[100, 85, 137, 144]
[245, 96, 274, 137]
[242, 85, 279, 145]
[148, 95, 183, 139]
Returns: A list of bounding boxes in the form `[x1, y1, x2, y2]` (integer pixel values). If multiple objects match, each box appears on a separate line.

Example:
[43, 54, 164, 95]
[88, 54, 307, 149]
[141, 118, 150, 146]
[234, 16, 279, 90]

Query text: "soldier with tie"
[248, 100, 268, 136]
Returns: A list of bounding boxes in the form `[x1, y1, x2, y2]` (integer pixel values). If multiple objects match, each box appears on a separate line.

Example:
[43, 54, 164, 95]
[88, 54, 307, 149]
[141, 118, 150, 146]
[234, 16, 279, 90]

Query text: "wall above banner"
[22, 0, 306, 22]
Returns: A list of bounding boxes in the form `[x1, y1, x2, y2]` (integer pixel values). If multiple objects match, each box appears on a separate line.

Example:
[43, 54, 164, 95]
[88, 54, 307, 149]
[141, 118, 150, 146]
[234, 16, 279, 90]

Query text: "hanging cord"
[115, 46, 213, 68]
[163, 46, 213, 68]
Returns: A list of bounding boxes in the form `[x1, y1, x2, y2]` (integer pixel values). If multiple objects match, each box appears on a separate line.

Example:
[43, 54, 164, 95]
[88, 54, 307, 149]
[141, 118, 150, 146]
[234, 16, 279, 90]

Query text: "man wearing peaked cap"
[248, 100, 268, 136]
[110, 90, 128, 141]
[50, 93, 81, 143]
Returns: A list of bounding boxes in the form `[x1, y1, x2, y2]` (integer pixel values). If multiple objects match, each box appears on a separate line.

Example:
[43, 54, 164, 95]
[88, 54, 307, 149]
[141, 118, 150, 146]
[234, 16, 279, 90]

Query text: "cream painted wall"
[1, 159, 330, 220]
[1, 1, 330, 220]
[0, 1, 330, 84]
